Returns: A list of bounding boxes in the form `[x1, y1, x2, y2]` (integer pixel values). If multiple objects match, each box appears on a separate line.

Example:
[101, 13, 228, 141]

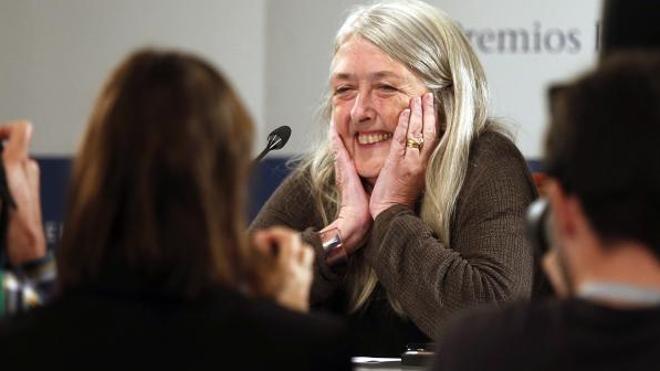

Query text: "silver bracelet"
[318, 227, 347, 266]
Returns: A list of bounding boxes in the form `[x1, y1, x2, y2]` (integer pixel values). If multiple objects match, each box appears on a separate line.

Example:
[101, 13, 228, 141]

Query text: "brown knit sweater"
[251, 130, 537, 354]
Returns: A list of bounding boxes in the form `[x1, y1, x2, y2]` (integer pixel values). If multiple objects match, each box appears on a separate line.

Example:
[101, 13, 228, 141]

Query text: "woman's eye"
[334, 86, 353, 95]
[377, 84, 397, 92]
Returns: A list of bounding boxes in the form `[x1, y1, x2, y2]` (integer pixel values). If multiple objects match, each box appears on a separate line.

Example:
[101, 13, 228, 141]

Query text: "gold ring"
[406, 137, 423, 150]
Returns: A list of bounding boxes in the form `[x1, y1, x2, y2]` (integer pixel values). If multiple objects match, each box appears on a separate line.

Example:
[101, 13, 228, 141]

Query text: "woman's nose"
[350, 92, 375, 124]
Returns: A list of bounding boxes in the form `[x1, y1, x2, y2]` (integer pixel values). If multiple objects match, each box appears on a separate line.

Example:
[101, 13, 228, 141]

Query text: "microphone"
[254, 125, 291, 163]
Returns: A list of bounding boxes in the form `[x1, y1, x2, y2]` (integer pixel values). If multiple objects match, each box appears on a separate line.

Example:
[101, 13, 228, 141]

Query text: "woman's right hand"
[248, 227, 314, 312]
[321, 123, 371, 253]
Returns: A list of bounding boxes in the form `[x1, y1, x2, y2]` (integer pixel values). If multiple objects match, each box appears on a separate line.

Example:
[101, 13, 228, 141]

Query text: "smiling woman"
[330, 37, 428, 181]
[251, 0, 538, 356]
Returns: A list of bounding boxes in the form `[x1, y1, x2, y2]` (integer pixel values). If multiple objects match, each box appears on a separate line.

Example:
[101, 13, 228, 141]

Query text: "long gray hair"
[300, 0, 491, 314]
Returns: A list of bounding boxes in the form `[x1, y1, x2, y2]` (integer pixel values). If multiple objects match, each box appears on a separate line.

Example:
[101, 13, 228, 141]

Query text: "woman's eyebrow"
[331, 71, 403, 81]
[331, 72, 353, 81]
[370, 71, 402, 81]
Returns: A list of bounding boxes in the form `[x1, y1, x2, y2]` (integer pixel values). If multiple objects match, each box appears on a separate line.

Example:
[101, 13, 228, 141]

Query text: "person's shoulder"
[252, 299, 346, 344]
[434, 299, 564, 371]
[201, 286, 343, 339]
[1, 289, 351, 370]
[458, 126, 537, 204]
[463, 126, 532, 190]
[440, 299, 536, 343]
[0, 297, 81, 363]
[450, 297, 562, 332]
[205, 288, 351, 370]
[469, 127, 526, 167]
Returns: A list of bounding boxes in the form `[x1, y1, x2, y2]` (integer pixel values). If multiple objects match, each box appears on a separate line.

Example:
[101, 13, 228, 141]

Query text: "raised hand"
[321, 122, 372, 253]
[0, 120, 46, 266]
[247, 227, 314, 312]
[370, 93, 438, 218]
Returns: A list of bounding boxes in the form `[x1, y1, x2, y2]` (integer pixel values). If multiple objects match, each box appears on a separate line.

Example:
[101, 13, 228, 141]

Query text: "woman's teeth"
[357, 133, 392, 145]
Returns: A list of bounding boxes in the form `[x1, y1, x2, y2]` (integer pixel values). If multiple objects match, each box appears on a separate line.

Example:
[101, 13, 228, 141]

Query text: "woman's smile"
[356, 131, 393, 145]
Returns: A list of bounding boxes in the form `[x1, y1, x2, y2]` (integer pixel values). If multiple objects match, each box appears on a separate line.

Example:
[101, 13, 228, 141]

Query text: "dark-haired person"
[0, 50, 350, 370]
[433, 53, 660, 371]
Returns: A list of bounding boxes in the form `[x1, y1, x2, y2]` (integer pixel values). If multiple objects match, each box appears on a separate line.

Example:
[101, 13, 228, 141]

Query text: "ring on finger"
[406, 137, 424, 150]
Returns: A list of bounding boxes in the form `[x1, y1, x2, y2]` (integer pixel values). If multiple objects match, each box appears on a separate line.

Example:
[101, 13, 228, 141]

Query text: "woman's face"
[331, 36, 428, 183]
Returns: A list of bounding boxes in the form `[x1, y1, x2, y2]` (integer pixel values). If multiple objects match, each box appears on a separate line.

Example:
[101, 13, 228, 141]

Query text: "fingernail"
[426, 92, 434, 102]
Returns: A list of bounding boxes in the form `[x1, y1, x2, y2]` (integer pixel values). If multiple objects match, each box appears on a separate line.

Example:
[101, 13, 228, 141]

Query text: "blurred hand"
[248, 227, 314, 312]
[370, 93, 438, 218]
[323, 122, 371, 253]
[0, 120, 46, 266]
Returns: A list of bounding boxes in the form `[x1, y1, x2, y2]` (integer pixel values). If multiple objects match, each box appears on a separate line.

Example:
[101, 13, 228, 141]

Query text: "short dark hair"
[58, 49, 254, 296]
[545, 52, 660, 257]
[600, 0, 660, 59]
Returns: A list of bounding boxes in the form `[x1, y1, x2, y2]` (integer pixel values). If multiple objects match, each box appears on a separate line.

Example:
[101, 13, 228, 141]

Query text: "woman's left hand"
[0, 121, 46, 266]
[370, 93, 438, 218]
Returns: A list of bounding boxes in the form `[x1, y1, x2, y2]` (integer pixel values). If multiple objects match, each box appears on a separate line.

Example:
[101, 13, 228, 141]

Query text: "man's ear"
[546, 180, 577, 240]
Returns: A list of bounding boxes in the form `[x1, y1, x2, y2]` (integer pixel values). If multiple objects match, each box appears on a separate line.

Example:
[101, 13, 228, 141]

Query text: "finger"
[276, 236, 295, 268]
[264, 226, 297, 263]
[329, 122, 340, 152]
[390, 108, 410, 158]
[407, 96, 423, 143]
[251, 230, 273, 255]
[300, 246, 314, 268]
[330, 123, 351, 161]
[330, 124, 354, 187]
[4, 121, 32, 161]
[291, 231, 303, 257]
[421, 93, 438, 159]
[295, 237, 309, 262]
[26, 160, 41, 201]
[0, 120, 30, 140]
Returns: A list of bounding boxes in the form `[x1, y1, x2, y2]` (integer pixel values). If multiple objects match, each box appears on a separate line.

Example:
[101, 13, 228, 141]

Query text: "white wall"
[265, 0, 357, 155]
[0, 0, 265, 156]
[439, 0, 601, 157]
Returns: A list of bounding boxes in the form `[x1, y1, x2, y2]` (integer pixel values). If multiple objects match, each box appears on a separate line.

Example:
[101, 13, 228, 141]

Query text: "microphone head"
[267, 125, 291, 150]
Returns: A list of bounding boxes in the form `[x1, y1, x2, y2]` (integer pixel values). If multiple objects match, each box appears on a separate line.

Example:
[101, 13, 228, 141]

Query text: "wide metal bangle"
[318, 227, 347, 266]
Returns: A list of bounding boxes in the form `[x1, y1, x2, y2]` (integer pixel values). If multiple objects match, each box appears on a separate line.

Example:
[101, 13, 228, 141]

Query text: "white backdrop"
[0, 0, 601, 158]
[0, 0, 266, 156]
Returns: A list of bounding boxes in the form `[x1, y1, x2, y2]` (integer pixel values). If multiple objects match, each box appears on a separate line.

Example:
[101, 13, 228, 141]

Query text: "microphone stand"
[253, 137, 283, 163]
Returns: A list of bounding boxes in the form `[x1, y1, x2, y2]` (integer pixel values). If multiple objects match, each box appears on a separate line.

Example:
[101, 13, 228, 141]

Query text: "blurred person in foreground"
[0, 49, 350, 370]
[433, 53, 660, 371]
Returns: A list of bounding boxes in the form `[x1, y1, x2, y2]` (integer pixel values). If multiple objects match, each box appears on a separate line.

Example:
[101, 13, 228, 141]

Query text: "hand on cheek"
[320, 123, 372, 253]
[369, 93, 438, 218]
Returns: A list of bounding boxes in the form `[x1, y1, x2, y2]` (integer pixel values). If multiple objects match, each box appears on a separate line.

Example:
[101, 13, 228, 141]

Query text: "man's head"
[600, 0, 660, 59]
[543, 53, 660, 295]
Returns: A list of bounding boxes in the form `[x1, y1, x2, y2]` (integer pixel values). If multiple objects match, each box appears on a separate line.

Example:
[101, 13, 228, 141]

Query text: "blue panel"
[248, 156, 293, 222]
[33, 156, 542, 248]
[527, 159, 544, 173]
[37, 158, 71, 250]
